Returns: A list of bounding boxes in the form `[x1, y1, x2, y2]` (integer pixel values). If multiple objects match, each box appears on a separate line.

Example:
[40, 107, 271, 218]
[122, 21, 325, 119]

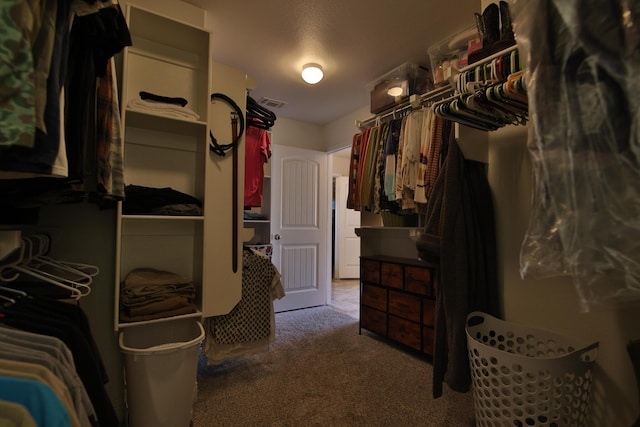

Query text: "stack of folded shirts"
[119, 268, 197, 322]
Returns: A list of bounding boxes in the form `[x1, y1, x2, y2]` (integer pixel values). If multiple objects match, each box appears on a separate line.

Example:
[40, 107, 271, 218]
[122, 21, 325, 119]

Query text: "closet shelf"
[125, 108, 207, 128]
[356, 85, 454, 129]
[357, 45, 525, 133]
[459, 45, 518, 74]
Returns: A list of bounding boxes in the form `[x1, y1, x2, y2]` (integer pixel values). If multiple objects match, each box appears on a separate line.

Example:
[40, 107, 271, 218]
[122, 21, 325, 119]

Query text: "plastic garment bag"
[511, 0, 640, 310]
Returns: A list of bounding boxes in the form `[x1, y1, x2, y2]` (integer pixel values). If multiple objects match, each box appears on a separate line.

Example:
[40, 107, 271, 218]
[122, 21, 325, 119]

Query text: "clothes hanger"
[0, 239, 26, 282]
[0, 285, 27, 298]
[9, 262, 85, 299]
[0, 293, 15, 307]
[246, 96, 277, 129]
[1, 237, 88, 299]
[32, 234, 99, 278]
[26, 236, 96, 286]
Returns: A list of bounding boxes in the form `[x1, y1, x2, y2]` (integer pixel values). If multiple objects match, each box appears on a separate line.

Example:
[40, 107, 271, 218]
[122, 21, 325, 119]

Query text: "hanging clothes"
[0, 0, 72, 178]
[398, 109, 424, 210]
[358, 125, 379, 211]
[371, 122, 390, 214]
[203, 248, 284, 363]
[0, 331, 98, 426]
[416, 130, 499, 399]
[0, 0, 46, 150]
[512, 0, 640, 310]
[346, 132, 362, 210]
[0, 2, 131, 208]
[383, 119, 403, 206]
[244, 124, 272, 208]
[0, 296, 118, 426]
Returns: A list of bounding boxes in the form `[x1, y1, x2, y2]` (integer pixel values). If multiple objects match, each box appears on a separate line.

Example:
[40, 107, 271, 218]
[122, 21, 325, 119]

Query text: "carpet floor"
[193, 305, 476, 426]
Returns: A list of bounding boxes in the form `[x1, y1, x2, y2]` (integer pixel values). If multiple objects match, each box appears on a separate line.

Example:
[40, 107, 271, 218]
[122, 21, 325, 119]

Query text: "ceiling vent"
[258, 97, 287, 109]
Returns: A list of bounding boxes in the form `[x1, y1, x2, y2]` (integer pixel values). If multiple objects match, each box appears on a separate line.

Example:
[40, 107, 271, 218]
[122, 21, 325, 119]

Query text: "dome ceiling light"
[301, 63, 324, 84]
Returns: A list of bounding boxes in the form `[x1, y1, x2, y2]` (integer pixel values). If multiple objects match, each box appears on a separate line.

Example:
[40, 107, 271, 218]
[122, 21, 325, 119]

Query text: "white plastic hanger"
[30, 234, 99, 280]
[1, 237, 87, 299]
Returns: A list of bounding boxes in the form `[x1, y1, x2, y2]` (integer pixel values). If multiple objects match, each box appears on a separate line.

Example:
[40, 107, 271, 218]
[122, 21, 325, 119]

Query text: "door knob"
[274, 234, 281, 240]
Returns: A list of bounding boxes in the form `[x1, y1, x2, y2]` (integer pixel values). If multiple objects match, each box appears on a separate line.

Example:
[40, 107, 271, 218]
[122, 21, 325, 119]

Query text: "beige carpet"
[193, 306, 476, 426]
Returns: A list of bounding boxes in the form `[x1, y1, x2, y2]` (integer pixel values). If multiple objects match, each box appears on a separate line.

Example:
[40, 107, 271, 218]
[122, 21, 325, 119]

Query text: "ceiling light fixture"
[387, 86, 404, 97]
[301, 63, 324, 84]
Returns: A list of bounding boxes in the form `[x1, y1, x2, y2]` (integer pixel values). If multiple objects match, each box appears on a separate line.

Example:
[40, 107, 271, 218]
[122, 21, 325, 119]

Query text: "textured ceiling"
[186, 0, 480, 125]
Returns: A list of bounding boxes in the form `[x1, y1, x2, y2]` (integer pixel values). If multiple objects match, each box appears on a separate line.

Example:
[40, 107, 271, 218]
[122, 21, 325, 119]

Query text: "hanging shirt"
[383, 119, 402, 201]
[415, 108, 434, 204]
[372, 122, 390, 214]
[0, 0, 44, 150]
[244, 125, 271, 208]
[399, 110, 424, 209]
[346, 132, 362, 210]
[0, 376, 69, 427]
[359, 125, 379, 211]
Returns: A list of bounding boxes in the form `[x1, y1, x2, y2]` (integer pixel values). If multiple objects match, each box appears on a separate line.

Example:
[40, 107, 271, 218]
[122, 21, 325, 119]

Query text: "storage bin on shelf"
[428, 26, 479, 87]
[368, 62, 433, 114]
[465, 311, 598, 427]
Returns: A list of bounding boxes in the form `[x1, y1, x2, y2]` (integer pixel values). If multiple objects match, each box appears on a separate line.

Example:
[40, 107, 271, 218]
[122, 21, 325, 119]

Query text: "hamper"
[465, 312, 598, 427]
[119, 318, 205, 427]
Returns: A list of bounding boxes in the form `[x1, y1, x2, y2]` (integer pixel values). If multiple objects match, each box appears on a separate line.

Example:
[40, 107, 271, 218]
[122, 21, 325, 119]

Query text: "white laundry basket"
[119, 318, 204, 427]
[465, 312, 598, 427]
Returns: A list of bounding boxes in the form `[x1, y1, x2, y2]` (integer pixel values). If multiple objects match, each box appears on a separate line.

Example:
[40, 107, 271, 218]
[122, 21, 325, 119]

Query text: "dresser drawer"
[361, 306, 387, 336]
[388, 316, 421, 351]
[422, 298, 435, 326]
[388, 290, 421, 323]
[361, 259, 380, 284]
[362, 284, 387, 312]
[404, 266, 432, 296]
[381, 262, 403, 289]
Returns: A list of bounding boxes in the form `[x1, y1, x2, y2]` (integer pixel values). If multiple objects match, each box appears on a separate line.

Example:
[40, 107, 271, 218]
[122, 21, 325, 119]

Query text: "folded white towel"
[127, 97, 200, 120]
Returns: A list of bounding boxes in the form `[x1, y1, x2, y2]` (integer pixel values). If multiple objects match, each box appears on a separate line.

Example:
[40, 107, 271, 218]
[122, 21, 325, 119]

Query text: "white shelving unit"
[114, 4, 210, 330]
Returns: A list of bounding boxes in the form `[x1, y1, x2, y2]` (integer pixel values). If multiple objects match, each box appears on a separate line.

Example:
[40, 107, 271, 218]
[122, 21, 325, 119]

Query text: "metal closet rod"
[356, 85, 454, 129]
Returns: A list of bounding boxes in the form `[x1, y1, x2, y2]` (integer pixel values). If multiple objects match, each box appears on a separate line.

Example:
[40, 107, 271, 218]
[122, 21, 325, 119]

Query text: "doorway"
[329, 147, 360, 317]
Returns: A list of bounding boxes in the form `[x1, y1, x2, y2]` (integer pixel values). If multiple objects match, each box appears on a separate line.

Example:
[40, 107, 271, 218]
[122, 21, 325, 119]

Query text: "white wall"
[488, 125, 640, 425]
[270, 116, 325, 151]
[324, 105, 370, 153]
[331, 155, 350, 177]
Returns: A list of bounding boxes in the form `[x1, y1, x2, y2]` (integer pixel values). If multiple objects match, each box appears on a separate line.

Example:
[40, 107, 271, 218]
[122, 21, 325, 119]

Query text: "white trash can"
[119, 318, 205, 427]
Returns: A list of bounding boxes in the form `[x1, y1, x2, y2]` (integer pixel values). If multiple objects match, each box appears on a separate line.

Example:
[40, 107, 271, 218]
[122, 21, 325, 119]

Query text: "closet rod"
[356, 84, 454, 129]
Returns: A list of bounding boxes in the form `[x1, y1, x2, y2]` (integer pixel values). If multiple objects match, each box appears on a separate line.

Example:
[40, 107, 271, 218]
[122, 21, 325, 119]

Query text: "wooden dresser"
[359, 255, 437, 356]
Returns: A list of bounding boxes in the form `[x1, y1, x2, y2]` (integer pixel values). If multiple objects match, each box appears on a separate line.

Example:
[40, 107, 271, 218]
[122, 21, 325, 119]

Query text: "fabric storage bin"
[466, 312, 598, 427]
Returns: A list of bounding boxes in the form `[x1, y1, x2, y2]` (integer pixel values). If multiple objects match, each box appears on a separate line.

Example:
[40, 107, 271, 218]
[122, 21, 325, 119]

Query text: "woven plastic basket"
[465, 312, 599, 427]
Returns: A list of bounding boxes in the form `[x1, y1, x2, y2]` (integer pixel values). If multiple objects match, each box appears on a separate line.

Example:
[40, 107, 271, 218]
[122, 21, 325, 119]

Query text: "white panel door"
[271, 145, 328, 312]
[335, 176, 360, 279]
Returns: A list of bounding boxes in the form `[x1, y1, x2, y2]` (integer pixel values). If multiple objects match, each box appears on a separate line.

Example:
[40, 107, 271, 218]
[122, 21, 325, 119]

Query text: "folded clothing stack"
[127, 90, 200, 120]
[123, 184, 203, 216]
[119, 268, 197, 322]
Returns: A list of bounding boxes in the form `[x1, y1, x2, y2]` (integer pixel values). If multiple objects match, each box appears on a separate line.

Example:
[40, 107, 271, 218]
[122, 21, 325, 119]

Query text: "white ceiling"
[185, 0, 480, 125]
